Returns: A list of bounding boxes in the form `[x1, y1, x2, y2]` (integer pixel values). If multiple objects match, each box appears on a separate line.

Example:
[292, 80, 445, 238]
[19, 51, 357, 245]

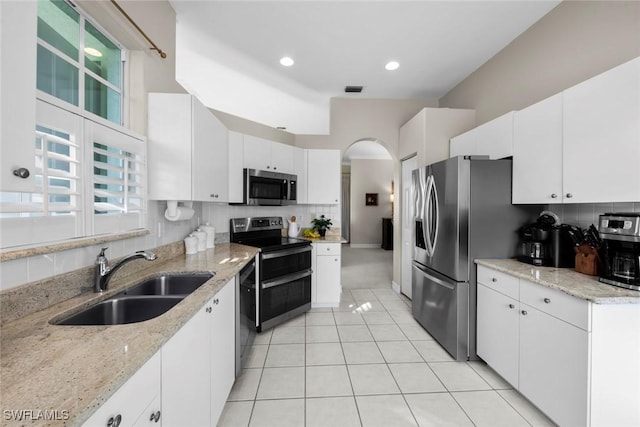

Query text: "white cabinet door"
[0, 0, 37, 192]
[243, 135, 272, 171]
[192, 96, 229, 202]
[519, 304, 589, 427]
[399, 110, 426, 161]
[476, 284, 519, 388]
[315, 243, 341, 306]
[512, 93, 563, 204]
[474, 112, 514, 159]
[211, 279, 236, 425]
[294, 147, 308, 204]
[449, 131, 475, 158]
[132, 395, 161, 427]
[228, 131, 245, 203]
[270, 142, 295, 174]
[83, 352, 161, 427]
[307, 149, 341, 204]
[161, 302, 211, 427]
[563, 57, 640, 203]
[148, 93, 228, 202]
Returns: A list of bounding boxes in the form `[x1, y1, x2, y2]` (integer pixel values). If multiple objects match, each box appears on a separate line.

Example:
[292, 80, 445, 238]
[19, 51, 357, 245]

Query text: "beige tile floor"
[217, 290, 556, 426]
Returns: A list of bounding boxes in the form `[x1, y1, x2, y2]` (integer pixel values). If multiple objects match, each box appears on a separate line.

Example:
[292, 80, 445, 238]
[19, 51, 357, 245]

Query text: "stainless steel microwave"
[232, 168, 297, 206]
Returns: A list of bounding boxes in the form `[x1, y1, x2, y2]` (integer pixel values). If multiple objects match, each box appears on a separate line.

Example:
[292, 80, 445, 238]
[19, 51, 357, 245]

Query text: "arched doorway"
[341, 138, 395, 290]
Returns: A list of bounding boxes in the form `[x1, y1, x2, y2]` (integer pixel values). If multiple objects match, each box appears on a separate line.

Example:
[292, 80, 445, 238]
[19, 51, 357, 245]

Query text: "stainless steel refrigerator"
[412, 156, 539, 361]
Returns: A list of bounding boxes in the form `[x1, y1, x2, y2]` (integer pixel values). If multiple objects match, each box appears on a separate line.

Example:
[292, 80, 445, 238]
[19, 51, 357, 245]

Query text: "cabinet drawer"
[316, 243, 341, 256]
[520, 279, 590, 330]
[477, 265, 519, 300]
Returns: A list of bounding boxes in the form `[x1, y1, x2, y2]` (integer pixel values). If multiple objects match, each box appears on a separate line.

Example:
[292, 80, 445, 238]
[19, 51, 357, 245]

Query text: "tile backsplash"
[546, 202, 640, 229]
[0, 200, 341, 292]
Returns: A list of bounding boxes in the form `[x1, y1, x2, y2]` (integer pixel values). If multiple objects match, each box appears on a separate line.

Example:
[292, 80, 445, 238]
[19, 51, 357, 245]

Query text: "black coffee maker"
[599, 213, 640, 291]
[518, 212, 578, 267]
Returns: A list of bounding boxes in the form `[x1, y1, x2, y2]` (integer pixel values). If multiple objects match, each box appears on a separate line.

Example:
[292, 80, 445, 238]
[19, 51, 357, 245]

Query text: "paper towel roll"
[164, 206, 195, 221]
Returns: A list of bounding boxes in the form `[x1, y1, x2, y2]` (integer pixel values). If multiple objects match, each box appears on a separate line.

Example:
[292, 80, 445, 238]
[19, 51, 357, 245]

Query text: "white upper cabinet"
[450, 111, 514, 160]
[307, 149, 340, 205]
[294, 147, 308, 204]
[400, 107, 475, 167]
[562, 57, 640, 203]
[148, 93, 229, 202]
[1, 1, 37, 192]
[228, 131, 245, 204]
[513, 93, 563, 203]
[243, 135, 295, 174]
[513, 57, 640, 204]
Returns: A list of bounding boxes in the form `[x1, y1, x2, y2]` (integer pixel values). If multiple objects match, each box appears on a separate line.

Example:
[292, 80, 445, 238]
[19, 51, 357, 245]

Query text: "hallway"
[341, 246, 394, 290]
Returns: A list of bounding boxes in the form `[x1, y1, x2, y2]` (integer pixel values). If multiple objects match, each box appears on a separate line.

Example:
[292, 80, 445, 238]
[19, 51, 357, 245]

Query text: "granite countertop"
[475, 259, 640, 304]
[0, 243, 259, 427]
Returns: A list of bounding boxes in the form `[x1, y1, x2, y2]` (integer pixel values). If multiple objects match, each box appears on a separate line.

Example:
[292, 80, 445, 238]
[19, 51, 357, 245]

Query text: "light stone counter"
[475, 258, 640, 304]
[297, 235, 348, 244]
[0, 243, 259, 427]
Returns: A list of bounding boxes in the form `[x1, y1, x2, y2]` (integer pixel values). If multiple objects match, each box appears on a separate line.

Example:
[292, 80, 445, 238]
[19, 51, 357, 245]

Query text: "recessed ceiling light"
[385, 61, 400, 71]
[280, 56, 294, 67]
[84, 47, 103, 57]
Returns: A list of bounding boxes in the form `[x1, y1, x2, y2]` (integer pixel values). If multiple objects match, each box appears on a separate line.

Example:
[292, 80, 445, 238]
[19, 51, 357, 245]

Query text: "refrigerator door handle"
[430, 174, 439, 254]
[413, 262, 455, 290]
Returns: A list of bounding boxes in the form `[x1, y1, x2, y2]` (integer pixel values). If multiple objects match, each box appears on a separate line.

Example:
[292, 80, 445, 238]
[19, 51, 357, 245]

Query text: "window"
[36, 0, 124, 125]
[0, 101, 145, 249]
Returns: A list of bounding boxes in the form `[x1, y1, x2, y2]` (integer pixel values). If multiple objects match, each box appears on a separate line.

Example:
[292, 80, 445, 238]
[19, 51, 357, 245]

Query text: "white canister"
[184, 234, 198, 255]
[193, 228, 207, 252]
[201, 222, 216, 248]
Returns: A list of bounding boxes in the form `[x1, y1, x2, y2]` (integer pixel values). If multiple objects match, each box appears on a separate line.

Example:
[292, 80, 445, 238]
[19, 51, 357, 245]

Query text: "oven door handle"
[261, 245, 312, 259]
[262, 268, 313, 289]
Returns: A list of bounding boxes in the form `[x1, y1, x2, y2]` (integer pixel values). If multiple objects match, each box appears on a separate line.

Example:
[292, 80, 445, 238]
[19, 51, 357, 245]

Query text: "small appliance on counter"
[598, 213, 640, 291]
[518, 211, 580, 267]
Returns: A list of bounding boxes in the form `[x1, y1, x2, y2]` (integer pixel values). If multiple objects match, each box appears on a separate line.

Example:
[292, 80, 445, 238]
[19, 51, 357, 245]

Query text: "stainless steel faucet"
[94, 247, 157, 292]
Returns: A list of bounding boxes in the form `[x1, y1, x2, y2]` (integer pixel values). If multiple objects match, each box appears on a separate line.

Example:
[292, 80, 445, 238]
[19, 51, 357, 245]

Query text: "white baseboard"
[349, 244, 380, 249]
[391, 281, 401, 294]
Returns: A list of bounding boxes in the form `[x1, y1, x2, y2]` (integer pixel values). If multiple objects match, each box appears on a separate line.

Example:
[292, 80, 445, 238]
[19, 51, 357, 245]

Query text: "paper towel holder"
[164, 200, 194, 221]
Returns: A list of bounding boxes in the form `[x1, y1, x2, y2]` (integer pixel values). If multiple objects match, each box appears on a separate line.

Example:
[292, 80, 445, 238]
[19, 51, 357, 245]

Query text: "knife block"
[575, 244, 602, 276]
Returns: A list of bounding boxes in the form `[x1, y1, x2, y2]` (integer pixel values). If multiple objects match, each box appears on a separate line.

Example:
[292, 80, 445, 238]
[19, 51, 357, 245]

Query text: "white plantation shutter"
[0, 100, 146, 249]
[85, 120, 146, 235]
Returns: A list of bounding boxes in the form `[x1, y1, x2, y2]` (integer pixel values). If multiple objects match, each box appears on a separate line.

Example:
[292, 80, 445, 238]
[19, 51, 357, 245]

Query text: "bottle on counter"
[193, 228, 207, 252]
[201, 222, 216, 248]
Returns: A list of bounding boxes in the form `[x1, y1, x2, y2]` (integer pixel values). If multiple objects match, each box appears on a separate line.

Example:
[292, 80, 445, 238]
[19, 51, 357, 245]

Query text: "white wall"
[349, 160, 394, 246]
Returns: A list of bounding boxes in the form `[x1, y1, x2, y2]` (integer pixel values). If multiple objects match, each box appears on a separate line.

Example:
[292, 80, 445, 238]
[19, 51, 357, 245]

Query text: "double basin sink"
[52, 273, 213, 326]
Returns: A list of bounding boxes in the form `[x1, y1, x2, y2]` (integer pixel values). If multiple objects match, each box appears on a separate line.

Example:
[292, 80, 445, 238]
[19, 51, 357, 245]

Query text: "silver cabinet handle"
[210, 194, 219, 198]
[491, 277, 497, 282]
[13, 168, 30, 179]
[566, 193, 573, 198]
[206, 307, 212, 313]
[544, 298, 551, 304]
[551, 193, 557, 198]
[508, 304, 515, 309]
[214, 298, 220, 305]
[107, 414, 122, 427]
[273, 167, 277, 170]
[521, 310, 528, 316]
[266, 165, 271, 169]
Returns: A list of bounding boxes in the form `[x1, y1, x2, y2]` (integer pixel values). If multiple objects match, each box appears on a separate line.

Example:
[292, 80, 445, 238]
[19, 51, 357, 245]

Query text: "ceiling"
[169, 1, 560, 135]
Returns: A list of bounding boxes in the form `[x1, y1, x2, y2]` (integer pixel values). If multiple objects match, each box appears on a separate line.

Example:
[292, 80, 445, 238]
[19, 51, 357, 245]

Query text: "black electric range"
[230, 217, 312, 333]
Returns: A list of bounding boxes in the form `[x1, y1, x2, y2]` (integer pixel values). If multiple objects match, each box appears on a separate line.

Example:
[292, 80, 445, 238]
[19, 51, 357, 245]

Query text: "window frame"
[36, 0, 128, 128]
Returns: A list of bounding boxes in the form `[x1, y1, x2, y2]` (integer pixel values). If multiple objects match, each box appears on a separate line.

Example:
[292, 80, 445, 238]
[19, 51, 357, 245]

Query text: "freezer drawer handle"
[262, 245, 312, 259]
[413, 264, 455, 290]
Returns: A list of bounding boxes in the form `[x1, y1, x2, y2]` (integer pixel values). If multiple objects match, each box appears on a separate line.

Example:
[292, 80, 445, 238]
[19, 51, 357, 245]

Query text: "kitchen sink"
[51, 273, 214, 326]
[121, 273, 213, 297]
[53, 296, 184, 325]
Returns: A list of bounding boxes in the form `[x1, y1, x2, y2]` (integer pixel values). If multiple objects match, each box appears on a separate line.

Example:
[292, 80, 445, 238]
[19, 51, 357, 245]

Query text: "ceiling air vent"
[345, 85, 363, 93]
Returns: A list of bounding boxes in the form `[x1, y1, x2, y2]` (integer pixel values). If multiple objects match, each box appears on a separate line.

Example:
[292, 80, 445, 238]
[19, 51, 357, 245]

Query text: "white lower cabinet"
[83, 352, 161, 427]
[161, 278, 236, 426]
[477, 264, 640, 427]
[476, 284, 519, 388]
[312, 243, 342, 307]
[519, 302, 589, 427]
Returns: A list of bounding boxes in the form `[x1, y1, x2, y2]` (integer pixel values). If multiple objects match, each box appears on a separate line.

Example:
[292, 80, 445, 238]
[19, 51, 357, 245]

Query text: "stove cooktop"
[234, 237, 310, 252]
